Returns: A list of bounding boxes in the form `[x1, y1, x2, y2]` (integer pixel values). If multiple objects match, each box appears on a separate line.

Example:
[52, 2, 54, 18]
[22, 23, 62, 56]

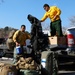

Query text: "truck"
[0, 15, 75, 75]
[27, 14, 75, 75]
[41, 27, 75, 75]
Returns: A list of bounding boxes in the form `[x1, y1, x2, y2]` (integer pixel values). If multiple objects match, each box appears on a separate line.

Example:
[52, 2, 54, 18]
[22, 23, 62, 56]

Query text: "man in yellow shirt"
[40, 4, 63, 36]
[13, 25, 30, 63]
[13, 25, 30, 46]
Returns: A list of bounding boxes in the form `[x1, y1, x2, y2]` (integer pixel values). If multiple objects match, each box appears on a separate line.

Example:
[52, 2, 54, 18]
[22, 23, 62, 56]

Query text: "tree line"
[0, 26, 17, 38]
[0, 26, 30, 38]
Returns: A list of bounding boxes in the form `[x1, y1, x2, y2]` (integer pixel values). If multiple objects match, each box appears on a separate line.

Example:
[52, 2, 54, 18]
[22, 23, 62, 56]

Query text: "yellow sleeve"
[13, 30, 19, 42]
[41, 13, 48, 22]
[26, 33, 31, 39]
[55, 6, 61, 15]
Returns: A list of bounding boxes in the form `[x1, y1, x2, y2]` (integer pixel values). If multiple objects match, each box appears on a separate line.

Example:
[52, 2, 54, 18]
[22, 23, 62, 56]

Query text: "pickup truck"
[0, 15, 75, 75]
[41, 27, 75, 75]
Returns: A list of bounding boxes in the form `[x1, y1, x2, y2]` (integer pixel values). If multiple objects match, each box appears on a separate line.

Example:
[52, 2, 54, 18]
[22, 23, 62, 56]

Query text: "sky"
[0, 0, 75, 32]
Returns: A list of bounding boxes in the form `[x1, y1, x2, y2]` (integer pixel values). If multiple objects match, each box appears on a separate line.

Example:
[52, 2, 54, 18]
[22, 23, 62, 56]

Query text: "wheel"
[46, 52, 58, 75]
[41, 67, 49, 75]
[41, 51, 58, 75]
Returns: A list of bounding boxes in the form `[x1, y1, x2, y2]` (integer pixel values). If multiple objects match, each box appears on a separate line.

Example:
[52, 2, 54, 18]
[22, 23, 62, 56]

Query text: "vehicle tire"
[46, 52, 58, 75]
[41, 51, 58, 75]
[41, 51, 52, 75]
[41, 67, 49, 75]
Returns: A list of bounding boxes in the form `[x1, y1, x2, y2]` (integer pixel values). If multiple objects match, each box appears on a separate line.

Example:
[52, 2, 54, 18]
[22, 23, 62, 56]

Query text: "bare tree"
[41, 22, 50, 31]
[62, 26, 67, 35]
[41, 22, 67, 35]
[69, 16, 75, 26]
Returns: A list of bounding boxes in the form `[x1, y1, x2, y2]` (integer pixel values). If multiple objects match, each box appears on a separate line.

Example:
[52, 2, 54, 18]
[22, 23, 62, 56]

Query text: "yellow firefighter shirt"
[13, 30, 30, 46]
[41, 6, 61, 22]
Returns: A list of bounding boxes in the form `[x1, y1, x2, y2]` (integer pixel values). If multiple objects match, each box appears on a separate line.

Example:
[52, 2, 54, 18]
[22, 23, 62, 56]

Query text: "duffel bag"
[15, 57, 38, 70]
[0, 63, 17, 75]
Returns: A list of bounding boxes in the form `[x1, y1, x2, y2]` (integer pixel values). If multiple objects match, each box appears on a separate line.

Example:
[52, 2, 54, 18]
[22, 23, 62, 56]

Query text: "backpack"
[6, 30, 18, 50]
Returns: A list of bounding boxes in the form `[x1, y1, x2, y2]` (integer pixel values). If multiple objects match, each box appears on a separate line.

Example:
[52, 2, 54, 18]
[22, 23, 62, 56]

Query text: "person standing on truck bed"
[40, 4, 63, 36]
[13, 25, 30, 63]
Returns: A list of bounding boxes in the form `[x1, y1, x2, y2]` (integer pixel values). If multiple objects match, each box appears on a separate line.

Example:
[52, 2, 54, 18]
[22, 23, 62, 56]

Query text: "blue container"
[41, 59, 46, 68]
[16, 46, 22, 54]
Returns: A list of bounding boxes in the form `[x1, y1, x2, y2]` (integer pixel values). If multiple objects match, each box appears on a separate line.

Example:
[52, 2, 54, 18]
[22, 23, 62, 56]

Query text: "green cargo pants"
[50, 19, 63, 36]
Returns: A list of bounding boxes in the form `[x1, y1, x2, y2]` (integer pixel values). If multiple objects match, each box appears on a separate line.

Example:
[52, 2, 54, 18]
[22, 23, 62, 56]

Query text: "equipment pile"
[15, 57, 38, 70]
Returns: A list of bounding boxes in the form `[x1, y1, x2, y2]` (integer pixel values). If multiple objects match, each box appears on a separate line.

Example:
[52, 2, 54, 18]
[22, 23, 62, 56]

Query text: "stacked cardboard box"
[48, 36, 67, 46]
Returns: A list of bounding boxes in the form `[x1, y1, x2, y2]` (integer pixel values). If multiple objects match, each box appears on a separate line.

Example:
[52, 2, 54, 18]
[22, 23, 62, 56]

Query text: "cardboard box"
[48, 36, 67, 45]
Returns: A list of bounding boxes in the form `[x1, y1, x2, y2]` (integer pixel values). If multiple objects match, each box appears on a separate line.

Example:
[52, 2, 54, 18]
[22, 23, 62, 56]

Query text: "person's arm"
[26, 33, 31, 39]
[40, 13, 48, 22]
